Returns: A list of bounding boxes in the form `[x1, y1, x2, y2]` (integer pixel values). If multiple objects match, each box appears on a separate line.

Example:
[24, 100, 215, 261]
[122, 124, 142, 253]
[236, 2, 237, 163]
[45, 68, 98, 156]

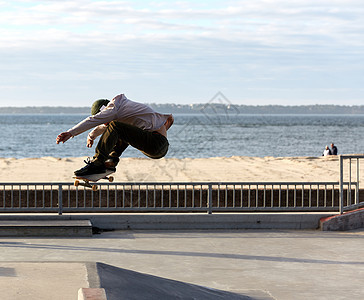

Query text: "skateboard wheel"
[74, 180, 80, 187]
[108, 176, 114, 183]
[92, 185, 98, 192]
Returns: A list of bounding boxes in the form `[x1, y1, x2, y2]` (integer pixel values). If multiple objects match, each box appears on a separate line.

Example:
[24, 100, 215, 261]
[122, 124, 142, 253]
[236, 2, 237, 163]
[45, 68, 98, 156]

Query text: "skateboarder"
[56, 93, 174, 176]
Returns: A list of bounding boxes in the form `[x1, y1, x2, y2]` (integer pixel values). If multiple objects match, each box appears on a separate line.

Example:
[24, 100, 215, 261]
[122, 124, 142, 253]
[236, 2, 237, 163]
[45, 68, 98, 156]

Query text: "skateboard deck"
[73, 170, 114, 191]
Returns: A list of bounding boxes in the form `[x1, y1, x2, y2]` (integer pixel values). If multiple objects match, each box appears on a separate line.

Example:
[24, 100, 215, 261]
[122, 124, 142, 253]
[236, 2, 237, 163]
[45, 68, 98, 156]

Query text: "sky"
[0, 0, 363, 107]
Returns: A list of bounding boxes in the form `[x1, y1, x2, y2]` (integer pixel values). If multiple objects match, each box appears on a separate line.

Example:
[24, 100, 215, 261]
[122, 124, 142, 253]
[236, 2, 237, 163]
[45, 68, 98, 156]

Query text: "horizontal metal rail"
[0, 181, 361, 215]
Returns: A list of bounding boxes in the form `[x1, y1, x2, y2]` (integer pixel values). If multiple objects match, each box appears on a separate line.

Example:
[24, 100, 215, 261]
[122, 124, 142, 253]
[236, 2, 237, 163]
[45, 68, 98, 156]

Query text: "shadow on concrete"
[0, 241, 363, 266]
[94, 262, 270, 300]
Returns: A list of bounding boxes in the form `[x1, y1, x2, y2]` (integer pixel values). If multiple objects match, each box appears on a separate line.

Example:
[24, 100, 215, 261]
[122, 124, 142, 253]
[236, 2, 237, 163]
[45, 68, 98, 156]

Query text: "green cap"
[91, 99, 110, 115]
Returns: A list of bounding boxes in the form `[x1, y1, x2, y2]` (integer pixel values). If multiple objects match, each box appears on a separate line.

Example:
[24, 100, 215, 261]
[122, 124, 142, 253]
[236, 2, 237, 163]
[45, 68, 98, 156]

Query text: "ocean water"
[0, 114, 364, 159]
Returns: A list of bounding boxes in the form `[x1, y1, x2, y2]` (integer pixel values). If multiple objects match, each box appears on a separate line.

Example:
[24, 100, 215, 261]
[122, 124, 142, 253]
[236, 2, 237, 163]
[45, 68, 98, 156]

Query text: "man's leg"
[104, 139, 129, 168]
[74, 121, 169, 176]
[94, 121, 169, 164]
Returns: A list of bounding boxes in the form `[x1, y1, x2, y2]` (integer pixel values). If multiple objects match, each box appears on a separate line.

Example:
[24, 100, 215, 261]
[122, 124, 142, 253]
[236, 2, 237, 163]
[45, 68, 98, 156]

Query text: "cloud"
[1, 0, 363, 44]
[0, 0, 363, 105]
[1, 0, 363, 61]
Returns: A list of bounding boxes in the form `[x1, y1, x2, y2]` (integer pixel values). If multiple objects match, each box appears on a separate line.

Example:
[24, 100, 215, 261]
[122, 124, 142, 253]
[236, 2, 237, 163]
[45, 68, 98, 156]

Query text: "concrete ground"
[0, 229, 363, 300]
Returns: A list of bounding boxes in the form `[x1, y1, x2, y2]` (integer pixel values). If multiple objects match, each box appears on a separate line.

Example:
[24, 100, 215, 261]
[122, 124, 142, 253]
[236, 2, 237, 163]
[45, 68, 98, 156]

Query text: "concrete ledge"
[78, 288, 107, 300]
[320, 207, 364, 231]
[0, 220, 92, 237]
[0, 213, 335, 230]
[86, 213, 335, 230]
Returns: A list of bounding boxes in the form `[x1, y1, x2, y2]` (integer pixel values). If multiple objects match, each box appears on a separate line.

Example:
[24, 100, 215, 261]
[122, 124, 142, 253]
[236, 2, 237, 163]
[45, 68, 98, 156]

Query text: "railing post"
[356, 158, 360, 205]
[208, 184, 213, 214]
[58, 184, 63, 215]
[349, 158, 352, 206]
[339, 155, 344, 214]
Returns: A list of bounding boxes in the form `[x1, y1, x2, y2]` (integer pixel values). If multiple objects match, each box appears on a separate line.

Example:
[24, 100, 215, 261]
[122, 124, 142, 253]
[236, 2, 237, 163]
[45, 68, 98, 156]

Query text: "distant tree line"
[0, 106, 90, 114]
[1, 104, 364, 114]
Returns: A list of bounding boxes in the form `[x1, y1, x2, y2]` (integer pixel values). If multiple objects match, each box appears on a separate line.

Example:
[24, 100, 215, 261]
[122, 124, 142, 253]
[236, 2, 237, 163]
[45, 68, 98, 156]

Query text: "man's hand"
[56, 132, 72, 144]
[165, 115, 174, 130]
[87, 137, 94, 148]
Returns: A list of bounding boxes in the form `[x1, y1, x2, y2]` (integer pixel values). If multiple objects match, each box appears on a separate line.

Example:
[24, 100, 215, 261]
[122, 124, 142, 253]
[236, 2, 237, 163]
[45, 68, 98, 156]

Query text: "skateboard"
[73, 170, 114, 191]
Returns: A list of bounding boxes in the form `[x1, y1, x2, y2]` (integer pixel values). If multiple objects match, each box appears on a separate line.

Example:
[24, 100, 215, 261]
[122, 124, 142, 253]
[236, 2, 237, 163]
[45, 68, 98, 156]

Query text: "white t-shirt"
[323, 149, 331, 156]
[68, 94, 172, 140]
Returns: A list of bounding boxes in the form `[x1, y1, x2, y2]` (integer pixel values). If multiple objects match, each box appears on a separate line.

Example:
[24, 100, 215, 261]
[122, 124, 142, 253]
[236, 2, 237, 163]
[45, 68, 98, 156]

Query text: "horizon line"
[1, 103, 364, 108]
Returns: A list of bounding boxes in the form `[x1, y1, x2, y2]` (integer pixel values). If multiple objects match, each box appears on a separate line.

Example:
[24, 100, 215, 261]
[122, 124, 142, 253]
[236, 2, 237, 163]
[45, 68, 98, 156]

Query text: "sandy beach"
[0, 155, 350, 183]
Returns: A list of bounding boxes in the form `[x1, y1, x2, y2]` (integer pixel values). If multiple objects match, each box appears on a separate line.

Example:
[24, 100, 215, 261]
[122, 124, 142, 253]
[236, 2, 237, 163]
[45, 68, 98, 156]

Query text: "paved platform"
[0, 262, 88, 299]
[0, 229, 363, 299]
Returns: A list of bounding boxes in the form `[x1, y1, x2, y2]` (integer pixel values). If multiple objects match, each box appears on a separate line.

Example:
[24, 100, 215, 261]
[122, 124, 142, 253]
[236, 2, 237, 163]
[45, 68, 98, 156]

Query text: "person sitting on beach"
[56, 93, 174, 176]
[322, 145, 331, 156]
[330, 143, 338, 155]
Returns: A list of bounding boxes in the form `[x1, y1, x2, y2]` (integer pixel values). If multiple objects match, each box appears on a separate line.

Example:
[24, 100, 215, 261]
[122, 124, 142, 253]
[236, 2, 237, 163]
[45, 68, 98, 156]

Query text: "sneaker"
[104, 157, 120, 168]
[74, 158, 106, 177]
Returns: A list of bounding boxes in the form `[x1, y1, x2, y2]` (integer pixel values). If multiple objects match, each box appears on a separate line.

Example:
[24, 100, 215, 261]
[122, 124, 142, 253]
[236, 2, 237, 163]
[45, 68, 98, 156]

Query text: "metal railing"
[339, 154, 364, 214]
[0, 181, 358, 215]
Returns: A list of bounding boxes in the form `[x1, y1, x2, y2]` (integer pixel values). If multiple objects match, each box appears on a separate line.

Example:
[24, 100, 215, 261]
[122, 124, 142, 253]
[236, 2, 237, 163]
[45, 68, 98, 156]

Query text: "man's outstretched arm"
[56, 132, 73, 144]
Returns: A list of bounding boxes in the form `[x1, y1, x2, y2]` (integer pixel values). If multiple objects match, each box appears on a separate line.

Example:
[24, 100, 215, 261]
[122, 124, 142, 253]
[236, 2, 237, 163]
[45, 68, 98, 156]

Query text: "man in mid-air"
[56, 93, 174, 176]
